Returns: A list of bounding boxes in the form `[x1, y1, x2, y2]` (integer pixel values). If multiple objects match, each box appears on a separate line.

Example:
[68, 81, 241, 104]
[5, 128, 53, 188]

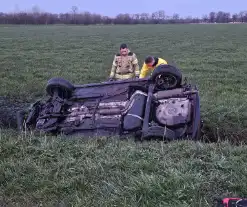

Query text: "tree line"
[0, 8, 247, 25]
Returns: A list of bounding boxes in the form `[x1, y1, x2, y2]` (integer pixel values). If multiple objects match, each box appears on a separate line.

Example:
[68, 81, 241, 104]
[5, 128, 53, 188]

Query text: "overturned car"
[17, 64, 202, 141]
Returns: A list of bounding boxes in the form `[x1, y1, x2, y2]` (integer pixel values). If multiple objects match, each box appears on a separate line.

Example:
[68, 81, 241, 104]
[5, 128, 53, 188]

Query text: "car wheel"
[46, 77, 74, 99]
[150, 64, 182, 90]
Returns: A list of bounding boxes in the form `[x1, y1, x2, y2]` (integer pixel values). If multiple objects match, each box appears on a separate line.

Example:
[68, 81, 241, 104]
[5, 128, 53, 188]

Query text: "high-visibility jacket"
[109, 50, 140, 80]
[139, 57, 168, 78]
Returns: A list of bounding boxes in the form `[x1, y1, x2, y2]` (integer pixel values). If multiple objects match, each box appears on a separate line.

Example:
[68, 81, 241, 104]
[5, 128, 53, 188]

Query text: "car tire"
[46, 77, 74, 99]
[150, 64, 182, 90]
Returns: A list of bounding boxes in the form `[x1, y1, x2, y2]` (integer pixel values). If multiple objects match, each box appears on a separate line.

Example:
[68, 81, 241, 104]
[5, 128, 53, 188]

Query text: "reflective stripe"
[115, 73, 135, 79]
[132, 90, 148, 96]
[132, 59, 138, 64]
[110, 72, 115, 77]
[127, 114, 143, 120]
[115, 71, 134, 75]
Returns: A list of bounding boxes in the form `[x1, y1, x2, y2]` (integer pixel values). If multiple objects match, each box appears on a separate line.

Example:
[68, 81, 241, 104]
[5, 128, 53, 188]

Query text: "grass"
[0, 24, 247, 206]
[1, 131, 247, 206]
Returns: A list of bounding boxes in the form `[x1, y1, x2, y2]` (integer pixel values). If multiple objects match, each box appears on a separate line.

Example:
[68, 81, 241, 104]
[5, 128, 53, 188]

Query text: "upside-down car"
[17, 64, 202, 141]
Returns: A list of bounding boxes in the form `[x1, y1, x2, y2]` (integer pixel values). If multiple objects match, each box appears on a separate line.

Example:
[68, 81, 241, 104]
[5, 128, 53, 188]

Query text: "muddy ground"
[0, 96, 30, 128]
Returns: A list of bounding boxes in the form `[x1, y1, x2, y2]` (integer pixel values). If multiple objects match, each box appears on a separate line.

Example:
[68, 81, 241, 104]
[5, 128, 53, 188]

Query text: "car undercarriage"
[18, 64, 202, 141]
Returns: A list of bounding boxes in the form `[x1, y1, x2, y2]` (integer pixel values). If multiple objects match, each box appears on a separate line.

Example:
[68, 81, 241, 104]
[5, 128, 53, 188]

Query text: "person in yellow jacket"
[139, 56, 168, 78]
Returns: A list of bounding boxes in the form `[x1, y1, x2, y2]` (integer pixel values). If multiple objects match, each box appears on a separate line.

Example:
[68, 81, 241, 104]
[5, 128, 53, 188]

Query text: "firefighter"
[109, 44, 140, 81]
[139, 56, 168, 78]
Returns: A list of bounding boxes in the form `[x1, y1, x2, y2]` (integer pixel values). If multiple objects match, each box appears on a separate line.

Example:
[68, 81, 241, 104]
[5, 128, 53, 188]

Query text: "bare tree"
[232, 13, 238, 22]
[71, 6, 78, 14]
[202, 14, 209, 23]
[158, 10, 165, 20]
[71, 6, 78, 24]
[1, 8, 247, 25]
[209, 12, 216, 23]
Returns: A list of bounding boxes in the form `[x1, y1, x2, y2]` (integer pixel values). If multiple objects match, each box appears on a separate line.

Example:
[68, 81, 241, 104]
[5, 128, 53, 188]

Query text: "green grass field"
[0, 24, 247, 206]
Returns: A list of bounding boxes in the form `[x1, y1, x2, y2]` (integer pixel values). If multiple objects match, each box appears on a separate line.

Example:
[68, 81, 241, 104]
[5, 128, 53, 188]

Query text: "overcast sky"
[1, 0, 247, 17]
